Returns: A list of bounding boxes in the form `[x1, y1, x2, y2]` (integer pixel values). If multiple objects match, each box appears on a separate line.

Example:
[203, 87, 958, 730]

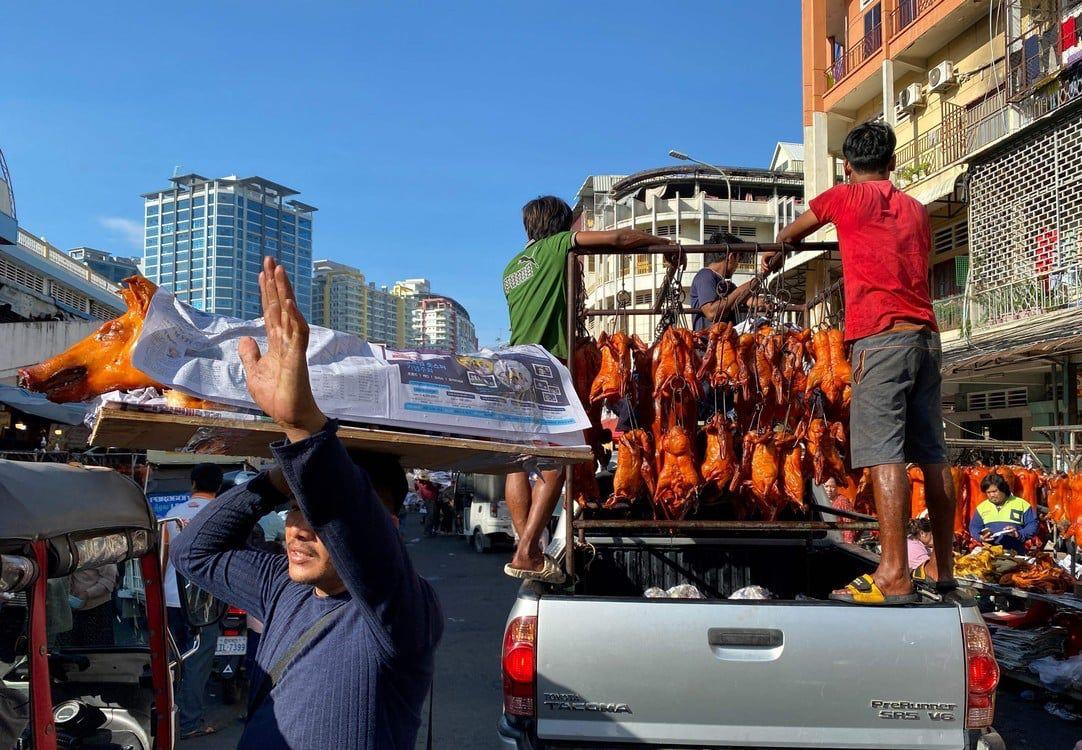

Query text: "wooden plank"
[90, 403, 592, 474]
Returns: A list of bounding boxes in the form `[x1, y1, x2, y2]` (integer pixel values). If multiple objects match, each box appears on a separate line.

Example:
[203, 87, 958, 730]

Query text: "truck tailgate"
[536, 597, 966, 749]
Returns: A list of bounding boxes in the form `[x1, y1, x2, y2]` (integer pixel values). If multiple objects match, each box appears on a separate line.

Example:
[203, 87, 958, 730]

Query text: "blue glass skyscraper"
[141, 174, 314, 318]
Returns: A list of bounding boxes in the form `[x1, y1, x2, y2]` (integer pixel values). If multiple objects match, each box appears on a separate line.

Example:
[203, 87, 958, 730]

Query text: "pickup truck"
[498, 509, 1006, 750]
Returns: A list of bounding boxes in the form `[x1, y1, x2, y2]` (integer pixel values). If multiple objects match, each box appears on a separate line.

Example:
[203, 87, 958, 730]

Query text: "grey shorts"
[849, 328, 947, 468]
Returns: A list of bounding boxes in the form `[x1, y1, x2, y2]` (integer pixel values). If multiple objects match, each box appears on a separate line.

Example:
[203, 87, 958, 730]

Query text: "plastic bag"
[1031, 654, 1082, 692]
[729, 585, 773, 600]
[666, 584, 705, 599]
[643, 587, 668, 598]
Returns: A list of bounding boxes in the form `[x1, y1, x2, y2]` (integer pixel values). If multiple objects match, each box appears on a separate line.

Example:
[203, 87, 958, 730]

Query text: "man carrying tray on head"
[171, 257, 443, 749]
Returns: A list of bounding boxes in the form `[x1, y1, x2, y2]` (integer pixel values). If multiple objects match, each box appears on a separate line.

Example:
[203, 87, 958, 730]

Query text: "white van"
[459, 473, 515, 552]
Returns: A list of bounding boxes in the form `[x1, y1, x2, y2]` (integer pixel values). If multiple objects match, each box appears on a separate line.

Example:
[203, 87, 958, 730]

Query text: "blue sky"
[3, 1, 802, 347]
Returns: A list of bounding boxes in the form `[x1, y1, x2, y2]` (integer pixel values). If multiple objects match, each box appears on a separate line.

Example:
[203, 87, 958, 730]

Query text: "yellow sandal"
[829, 574, 918, 605]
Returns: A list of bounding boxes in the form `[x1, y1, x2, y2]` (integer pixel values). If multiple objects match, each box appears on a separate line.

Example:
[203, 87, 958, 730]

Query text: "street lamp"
[668, 149, 733, 234]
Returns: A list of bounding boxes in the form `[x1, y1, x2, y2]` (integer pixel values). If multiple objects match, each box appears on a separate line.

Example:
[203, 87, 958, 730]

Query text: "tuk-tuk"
[0, 458, 211, 749]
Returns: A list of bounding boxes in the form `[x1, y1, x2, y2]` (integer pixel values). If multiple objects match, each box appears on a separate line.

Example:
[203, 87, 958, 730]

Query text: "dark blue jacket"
[171, 422, 443, 749]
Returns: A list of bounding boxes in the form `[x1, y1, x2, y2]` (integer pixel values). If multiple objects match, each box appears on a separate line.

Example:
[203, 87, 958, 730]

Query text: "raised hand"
[238, 257, 326, 442]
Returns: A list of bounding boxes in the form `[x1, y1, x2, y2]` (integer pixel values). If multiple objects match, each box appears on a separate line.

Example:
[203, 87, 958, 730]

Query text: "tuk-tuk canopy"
[0, 459, 156, 541]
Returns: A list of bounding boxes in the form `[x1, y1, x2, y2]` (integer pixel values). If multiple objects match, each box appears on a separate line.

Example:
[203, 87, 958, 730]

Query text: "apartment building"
[573, 146, 804, 339]
[413, 295, 478, 354]
[799, 0, 1081, 445]
[312, 260, 421, 347]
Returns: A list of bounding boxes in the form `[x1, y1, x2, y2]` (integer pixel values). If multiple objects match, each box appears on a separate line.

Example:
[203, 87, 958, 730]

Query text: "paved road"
[185, 524, 1080, 748]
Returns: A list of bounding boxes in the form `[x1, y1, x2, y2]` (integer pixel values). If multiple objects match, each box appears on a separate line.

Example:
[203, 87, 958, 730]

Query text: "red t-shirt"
[809, 181, 938, 342]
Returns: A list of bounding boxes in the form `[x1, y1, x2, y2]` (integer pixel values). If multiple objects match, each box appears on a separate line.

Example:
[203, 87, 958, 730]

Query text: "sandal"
[912, 563, 958, 594]
[504, 554, 566, 584]
[829, 574, 918, 605]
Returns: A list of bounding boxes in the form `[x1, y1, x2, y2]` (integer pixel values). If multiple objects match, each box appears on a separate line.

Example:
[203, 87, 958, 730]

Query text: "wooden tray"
[89, 402, 592, 473]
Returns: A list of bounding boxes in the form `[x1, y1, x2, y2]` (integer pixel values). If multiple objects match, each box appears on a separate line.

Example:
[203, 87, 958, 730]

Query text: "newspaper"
[130, 288, 590, 443]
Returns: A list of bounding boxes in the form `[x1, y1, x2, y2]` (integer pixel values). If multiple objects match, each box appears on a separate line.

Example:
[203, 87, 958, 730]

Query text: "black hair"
[522, 196, 574, 241]
[346, 449, 409, 515]
[190, 463, 224, 494]
[842, 121, 897, 173]
[907, 517, 932, 538]
[980, 472, 1012, 496]
[705, 231, 743, 265]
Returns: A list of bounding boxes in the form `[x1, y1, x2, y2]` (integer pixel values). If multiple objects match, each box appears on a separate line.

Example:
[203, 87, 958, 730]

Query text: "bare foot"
[508, 550, 544, 573]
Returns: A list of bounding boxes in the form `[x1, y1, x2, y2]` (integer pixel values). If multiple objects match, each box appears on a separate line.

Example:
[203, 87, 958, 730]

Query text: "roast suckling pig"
[19, 275, 161, 402]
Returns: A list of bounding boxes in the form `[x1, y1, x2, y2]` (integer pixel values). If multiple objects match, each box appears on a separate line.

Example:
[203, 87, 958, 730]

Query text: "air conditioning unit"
[897, 83, 924, 113]
[928, 61, 956, 93]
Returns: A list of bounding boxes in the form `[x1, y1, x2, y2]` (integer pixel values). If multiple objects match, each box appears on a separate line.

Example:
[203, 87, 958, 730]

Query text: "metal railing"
[972, 271, 1082, 328]
[827, 23, 883, 89]
[894, 125, 948, 184]
[889, 0, 938, 39]
[933, 293, 966, 332]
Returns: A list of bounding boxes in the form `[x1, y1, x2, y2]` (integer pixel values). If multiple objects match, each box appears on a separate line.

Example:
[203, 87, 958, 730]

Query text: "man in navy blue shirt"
[172, 257, 443, 749]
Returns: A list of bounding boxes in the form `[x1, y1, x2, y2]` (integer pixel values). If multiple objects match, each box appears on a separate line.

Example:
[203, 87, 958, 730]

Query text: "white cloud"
[98, 216, 144, 250]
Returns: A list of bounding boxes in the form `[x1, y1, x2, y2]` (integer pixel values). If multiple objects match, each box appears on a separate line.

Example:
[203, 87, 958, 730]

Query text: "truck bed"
[504, 536, 995, 750]
[573, 536, 873, 601]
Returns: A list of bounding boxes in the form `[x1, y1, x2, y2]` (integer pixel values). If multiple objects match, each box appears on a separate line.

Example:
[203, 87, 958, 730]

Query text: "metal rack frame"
[561, 241, 856, 578]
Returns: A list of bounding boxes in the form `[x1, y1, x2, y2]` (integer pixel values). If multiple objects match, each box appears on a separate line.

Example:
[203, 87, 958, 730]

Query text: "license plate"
[215, 636, 247, 656]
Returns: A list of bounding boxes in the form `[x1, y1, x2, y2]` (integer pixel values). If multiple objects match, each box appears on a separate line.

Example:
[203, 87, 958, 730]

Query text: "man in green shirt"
[501, 195, 668, 582]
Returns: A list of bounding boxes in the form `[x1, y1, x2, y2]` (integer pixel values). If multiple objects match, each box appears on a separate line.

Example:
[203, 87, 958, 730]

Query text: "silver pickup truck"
[498, 514, 1006, 750]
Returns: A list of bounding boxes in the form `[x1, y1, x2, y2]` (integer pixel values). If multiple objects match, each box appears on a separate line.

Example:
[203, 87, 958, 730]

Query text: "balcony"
[933, 293, 965, 332]
[827, 23, 883, 90]
[889, 0, 937, 39]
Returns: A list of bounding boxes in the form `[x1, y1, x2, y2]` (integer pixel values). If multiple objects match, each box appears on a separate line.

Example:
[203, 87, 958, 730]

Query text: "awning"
[941, 309, 1082, 376]
[0, 383, 87, 425]
[906, 164, 967, 206]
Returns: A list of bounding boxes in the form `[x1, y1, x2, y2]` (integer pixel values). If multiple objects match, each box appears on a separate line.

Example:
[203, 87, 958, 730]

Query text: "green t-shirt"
[502, 231, 574, 360]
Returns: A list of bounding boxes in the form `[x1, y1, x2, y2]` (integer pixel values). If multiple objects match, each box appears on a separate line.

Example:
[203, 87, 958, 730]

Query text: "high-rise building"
[414, 295, 478, 353]
[312, 260, 419, 347]
[142, 174, 315, 319]
[67, 247, 140, 284]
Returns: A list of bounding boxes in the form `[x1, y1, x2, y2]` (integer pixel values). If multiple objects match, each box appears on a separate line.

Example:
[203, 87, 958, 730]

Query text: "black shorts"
[849, 328, 947, 468]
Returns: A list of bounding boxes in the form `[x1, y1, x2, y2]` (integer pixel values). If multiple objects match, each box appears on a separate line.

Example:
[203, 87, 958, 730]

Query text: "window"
[634, 290, 652, 305]
[193, 207, 205, 219]
[217, 205, 235, 217]
[216, 193, 234, 204]
[864, 4, 882, 55]
[636, 254, 651, 274]
[146, 204, 159, 216]
[177, 198, 190, 210]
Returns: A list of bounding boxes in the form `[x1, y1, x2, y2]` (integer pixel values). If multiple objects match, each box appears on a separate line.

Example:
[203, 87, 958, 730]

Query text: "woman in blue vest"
[969, 472, 1038, 553]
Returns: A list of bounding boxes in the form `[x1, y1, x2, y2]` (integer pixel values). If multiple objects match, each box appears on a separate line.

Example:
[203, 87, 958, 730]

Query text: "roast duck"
[19, 276, 161, 402]
[579, 321, 861, 522]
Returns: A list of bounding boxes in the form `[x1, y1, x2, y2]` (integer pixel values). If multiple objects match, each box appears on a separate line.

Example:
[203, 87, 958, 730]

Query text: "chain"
[574, 257, 591, 340]
[655, 262, 686, 338]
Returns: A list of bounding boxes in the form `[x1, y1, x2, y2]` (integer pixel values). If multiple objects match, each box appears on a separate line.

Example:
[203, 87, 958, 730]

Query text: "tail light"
[490, 503, 499, 518]
[502, 615, 537, 717]
[963, 622, 999, 728]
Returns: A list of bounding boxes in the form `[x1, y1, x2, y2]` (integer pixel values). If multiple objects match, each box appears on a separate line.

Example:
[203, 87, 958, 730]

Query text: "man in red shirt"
[765, 121, 955, 604]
